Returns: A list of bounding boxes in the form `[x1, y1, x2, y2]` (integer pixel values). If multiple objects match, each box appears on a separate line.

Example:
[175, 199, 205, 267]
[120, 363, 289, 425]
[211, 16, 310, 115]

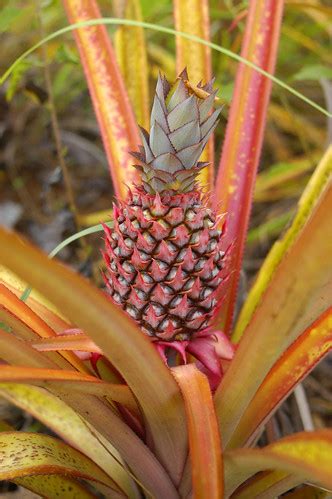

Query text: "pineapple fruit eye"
[103, 72, 223, 341]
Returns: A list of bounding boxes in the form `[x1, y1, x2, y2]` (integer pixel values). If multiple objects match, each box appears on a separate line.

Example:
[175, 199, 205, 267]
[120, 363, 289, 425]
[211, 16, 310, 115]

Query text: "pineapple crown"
[131, 69, 221, 194]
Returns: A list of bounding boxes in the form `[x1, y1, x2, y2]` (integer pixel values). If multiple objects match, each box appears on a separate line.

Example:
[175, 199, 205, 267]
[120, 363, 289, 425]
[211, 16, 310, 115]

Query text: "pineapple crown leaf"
[130, 70, 220, 194]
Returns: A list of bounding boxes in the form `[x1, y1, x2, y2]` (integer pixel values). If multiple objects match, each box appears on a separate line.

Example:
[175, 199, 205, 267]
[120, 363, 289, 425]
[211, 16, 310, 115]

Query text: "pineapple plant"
[102, 70, 233, 381]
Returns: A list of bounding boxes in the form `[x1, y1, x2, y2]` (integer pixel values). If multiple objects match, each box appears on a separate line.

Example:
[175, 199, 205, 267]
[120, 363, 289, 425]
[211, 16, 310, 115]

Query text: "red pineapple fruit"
[103, 70, 234, 388]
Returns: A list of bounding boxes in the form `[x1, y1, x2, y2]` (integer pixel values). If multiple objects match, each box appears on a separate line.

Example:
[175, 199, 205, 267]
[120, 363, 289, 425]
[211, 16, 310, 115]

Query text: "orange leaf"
[215, 180, 332, 447]
[0, 283, 58, 339]
[214, 0, 284, 332]
[173, 365, 223, 499]
[62, 0, 140, 199]
[173, 0, 213, 190]
[32, 332, 102, 354]
[224, 430, 332, 496]
[0, 365, 137, 414]
[229, 307, 332, 448]
[0, 284, 88, 373]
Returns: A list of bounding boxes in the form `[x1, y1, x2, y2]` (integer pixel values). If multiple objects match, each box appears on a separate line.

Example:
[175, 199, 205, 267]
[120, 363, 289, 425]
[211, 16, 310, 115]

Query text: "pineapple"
[103, 70, 225, 344]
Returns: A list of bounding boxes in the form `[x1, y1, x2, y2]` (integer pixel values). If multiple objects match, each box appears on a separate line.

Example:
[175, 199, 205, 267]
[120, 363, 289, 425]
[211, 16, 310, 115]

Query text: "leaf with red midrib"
[214, 1, 284, 333]
[62, 0, 141, 199]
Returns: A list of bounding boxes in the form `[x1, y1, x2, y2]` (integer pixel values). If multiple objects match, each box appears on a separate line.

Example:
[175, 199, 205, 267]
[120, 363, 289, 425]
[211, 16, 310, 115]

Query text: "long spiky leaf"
[213, 0, 284, 333]
[62, 1, 141, 199]
[0, 227, 187, 487]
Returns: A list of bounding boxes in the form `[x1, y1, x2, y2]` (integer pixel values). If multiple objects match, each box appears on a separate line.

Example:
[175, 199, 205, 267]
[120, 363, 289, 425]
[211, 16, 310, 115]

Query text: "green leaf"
[293, 64, 332, 81]
[0, 6, 23, 33]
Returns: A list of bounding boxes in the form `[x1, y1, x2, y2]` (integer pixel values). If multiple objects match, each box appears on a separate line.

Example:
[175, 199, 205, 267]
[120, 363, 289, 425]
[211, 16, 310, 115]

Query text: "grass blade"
[214, 0, 284, 333]
[1, 20, 331, 118]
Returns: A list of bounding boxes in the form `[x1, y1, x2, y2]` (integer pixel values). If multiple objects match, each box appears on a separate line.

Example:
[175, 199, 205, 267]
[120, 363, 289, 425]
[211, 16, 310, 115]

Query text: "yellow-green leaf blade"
[231, 470, 299, 499]
[114, 0, 149, 129]
[173, 365, 223, 499]
[0, 432, 119, 493]
[173, 0, 213, 190]
[224, 430, 332, 496]
[233, 473, 331, 499]
[14, 475, 98, 499]
[0, 384, 136, 498]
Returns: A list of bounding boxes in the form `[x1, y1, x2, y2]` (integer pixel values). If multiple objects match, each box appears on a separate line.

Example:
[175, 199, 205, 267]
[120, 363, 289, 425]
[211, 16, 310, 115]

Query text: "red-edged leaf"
[173, 365, 223, 499]
[234, 145, 332, 342]
[224, 430, 332, 496]
[228, 307, 332, 448]
[173, 0, 214, 190]
[32, 331, 102, 354]
[62, 0, 140, 199]
[215, 180, 332, 447]
[0, 228, 187, 488]
[214, 0, 284, 332]
[0, 365, 138, 414]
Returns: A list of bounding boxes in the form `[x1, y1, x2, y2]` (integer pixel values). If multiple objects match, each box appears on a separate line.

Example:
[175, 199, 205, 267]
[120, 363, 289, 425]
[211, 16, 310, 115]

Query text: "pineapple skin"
[103, 71, 224, 341]
[103, 188, 224, 341]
